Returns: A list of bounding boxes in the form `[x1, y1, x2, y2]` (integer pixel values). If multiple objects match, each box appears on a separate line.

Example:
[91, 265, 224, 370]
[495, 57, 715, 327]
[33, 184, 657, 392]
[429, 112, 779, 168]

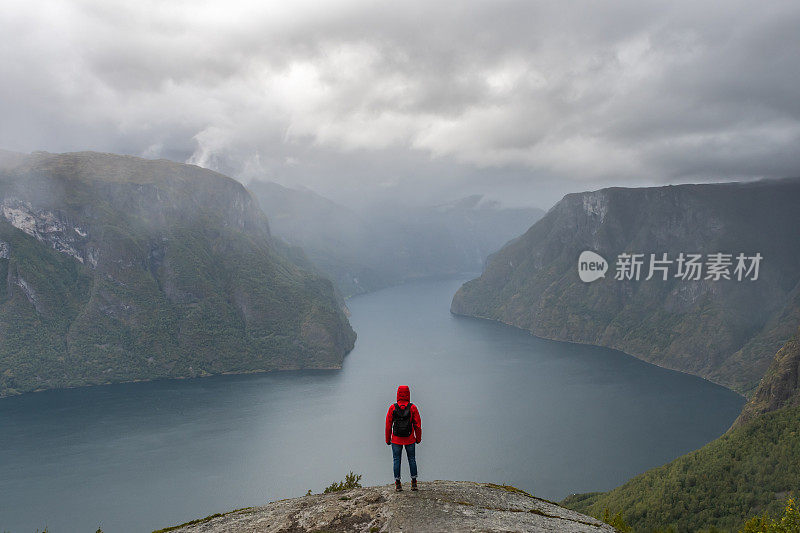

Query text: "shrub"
[601, 508, 633, 533]
[323, 471, 362, 493]
[740, 498, 800, 533]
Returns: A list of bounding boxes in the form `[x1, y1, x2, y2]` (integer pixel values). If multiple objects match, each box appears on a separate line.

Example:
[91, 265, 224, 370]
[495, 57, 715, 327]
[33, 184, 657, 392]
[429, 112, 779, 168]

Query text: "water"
[0, 277, 744, 532]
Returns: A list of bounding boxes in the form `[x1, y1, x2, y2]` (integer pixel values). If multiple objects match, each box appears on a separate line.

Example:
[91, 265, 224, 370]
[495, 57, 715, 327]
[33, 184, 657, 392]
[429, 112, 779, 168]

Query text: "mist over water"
[0, 277, 743, 533]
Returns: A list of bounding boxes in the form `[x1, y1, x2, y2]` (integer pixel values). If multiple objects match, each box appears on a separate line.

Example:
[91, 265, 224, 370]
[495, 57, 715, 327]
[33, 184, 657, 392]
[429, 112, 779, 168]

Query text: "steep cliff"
[452, 179, 800, 394]
[0, 150, 355, 397]
[735, 326, 800, 426]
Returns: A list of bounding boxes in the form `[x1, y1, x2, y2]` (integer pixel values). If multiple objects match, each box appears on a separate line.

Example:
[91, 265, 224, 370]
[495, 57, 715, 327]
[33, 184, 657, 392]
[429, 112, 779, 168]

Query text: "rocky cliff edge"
[157, 481, 613, 533]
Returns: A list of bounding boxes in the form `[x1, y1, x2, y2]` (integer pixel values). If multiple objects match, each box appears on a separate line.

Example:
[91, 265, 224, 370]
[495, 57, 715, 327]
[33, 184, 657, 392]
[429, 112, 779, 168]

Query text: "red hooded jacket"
[385, 385, 422, 445]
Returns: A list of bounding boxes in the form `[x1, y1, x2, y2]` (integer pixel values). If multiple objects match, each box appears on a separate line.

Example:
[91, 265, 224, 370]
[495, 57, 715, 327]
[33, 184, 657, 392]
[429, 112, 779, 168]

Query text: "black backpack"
[392, 403, 413, 438]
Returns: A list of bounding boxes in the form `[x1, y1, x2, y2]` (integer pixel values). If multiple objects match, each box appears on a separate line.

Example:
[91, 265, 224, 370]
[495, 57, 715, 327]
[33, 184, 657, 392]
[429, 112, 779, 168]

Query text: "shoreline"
[449, 309, 747, 400]
[0, 363, 345, 400]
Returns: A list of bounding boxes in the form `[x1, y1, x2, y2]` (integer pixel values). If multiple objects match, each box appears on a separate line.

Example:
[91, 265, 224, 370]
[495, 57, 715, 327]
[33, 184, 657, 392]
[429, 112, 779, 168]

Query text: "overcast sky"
[2, 0, 799, 208]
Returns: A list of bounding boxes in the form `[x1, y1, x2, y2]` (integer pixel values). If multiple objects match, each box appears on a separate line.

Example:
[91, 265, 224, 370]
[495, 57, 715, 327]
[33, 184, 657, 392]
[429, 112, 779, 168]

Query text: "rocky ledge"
[158, 480, 613, 533]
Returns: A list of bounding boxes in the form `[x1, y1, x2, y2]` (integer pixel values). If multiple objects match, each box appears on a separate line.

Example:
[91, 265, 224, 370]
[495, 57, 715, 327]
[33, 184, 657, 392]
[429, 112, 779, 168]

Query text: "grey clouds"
[1, 0, 799, 207]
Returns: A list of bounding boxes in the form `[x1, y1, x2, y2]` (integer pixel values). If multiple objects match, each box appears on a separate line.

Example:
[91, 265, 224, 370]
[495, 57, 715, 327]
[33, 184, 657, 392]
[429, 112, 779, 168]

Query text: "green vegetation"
[323, 471, 363, 493]
[562, 405, 800, 532]
[600, 509, 633, 532]
[487, 483, 538, 500]
[151, 507, 255, 533]
[736, 327, 800, 427]
[452, 179, 800, 394]
[741, 499, 800, 533]
[0, 151, 355, 397]
[152, 513, 223, 533]
[582, 499, 800, 533]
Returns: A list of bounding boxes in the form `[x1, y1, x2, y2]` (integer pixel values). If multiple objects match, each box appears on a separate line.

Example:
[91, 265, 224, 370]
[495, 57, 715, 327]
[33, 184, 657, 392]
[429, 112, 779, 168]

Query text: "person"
[385, 385, 422, 492]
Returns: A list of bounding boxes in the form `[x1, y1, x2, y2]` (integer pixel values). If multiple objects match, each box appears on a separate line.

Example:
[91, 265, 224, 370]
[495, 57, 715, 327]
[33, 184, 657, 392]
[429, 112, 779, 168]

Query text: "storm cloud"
[2, 0, 799, 206]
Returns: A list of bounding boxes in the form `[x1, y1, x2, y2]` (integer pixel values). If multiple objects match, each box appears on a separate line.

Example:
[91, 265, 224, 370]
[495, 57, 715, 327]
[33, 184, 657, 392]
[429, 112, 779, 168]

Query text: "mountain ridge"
[0, 150, 355, 397]
[249, 180, 544, 297]
[451, 178, 800, 394]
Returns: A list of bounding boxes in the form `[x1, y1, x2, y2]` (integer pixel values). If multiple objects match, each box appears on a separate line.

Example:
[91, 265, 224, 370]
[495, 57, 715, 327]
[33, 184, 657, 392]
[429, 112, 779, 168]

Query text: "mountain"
[735, 326, 800, 426]
[561, 403, 800, 532]
[561, 325, 800, 531]
[156, 481, 614, 533]
[0, 150, 355, 397]
[451, 179, 800, 394]
[249, 181, 545, 297]
[247, 181, 384, 296]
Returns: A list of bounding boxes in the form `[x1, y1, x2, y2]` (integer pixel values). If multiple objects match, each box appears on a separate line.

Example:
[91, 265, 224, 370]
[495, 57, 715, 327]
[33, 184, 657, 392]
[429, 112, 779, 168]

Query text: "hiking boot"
[411, 479, 418, 491]
[395, 480, 402, 492]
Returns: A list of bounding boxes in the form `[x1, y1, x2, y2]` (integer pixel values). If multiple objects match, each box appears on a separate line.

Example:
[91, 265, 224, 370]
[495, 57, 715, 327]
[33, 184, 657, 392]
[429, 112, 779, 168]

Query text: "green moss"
[487, 483, 534, 498]
[151, 507, 255, 533]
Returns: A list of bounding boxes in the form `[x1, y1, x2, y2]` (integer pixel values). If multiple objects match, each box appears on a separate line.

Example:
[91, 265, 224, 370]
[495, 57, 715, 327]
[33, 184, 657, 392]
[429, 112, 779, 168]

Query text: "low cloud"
[2, 0, 799, 207]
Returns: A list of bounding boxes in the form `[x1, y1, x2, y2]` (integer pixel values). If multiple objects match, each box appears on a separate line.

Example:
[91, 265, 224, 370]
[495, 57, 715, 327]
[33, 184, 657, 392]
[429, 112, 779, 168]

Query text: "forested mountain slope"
[452, 179, 800, 394]
[0, 151, 355, 397]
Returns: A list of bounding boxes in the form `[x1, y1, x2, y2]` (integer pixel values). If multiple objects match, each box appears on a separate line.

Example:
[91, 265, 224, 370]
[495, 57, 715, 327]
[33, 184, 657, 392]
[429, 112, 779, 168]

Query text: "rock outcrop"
[734, 325, 800, 426]
[158, 481, 613, 533]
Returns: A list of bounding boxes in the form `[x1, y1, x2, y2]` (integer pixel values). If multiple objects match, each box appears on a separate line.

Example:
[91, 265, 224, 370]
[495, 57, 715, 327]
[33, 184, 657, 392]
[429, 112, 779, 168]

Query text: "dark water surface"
[0, 277, 744, 532]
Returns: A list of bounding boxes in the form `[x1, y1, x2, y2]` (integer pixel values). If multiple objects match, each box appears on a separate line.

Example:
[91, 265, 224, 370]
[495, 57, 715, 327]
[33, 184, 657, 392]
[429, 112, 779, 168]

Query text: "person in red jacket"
[385, 385, 422, 492]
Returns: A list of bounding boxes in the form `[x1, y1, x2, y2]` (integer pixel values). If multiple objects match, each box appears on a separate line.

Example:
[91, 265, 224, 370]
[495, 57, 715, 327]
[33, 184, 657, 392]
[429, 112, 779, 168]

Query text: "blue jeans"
[392, 443, 417, 480]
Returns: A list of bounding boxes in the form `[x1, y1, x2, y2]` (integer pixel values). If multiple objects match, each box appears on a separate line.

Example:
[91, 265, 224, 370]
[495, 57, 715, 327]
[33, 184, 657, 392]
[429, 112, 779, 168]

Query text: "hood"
[396, 385, 410, 404]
